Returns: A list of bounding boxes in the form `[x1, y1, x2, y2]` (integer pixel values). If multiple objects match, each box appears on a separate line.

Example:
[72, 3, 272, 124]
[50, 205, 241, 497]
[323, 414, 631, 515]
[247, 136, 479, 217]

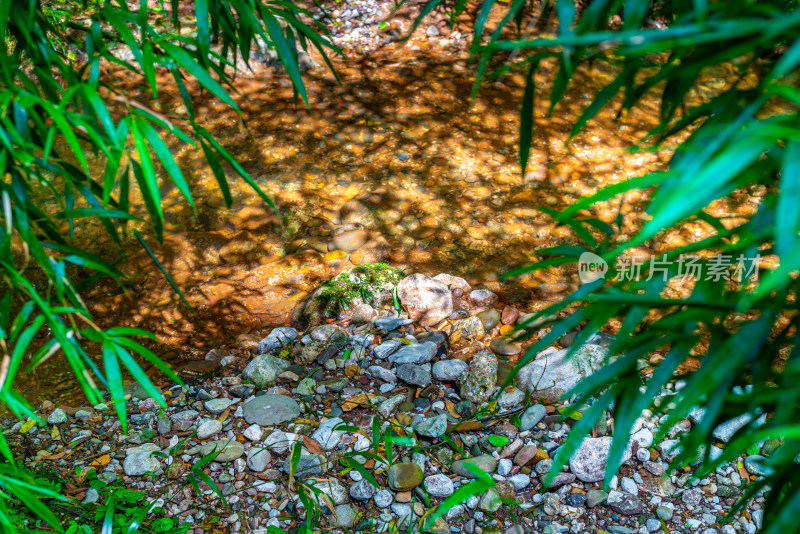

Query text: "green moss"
[313, 263, 405, 318]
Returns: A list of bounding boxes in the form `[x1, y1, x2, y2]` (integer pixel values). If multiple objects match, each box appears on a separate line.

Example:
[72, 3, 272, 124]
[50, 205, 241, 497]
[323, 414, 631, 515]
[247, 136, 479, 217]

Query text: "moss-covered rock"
[291, 263, 404, 329]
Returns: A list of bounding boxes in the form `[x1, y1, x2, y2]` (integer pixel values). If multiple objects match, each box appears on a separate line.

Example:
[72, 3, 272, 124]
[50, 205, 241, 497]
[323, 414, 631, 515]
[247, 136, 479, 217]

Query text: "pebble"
[424, 474, 454, 497]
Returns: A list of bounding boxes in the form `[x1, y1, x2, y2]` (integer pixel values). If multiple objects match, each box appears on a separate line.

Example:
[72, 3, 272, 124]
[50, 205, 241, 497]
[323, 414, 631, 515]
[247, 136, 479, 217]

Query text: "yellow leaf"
[20, 418, 36, 434]
[445, 400, 460, 419]
[51, 426, 61, 441]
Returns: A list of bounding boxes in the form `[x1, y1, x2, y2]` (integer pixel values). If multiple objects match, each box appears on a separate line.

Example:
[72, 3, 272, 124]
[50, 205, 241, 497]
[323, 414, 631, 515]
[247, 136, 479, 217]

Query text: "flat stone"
[200, 440, 244, 462]
[378, 394, 406, 418]
[373, 339, 402, 359]
[282, 452, 322, 477]
[243, 394, 301, 426]
[606, 490, 643, 515]
[367, 365, 396, 383]
[586, 489, 608, 508]
[375, 317, 413, 331]
[246, 448, 271, 472]
[329, 504, 359, 528]
[477, 309, 501, 330]
[311, 417, 347, 450]
[415, 414, 448, 438]
[204, 398, 232, 414]
[490, 337, 522, 357]
[520, 404, 547, 431]
[451, 455, 497, 478]
[388, 342, 437, 364]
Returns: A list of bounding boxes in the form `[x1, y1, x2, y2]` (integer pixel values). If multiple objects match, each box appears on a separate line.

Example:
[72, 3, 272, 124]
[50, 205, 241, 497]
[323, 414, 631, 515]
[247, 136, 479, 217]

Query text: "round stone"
[424, 474, 454, 498]
[477, 309, 501, 330]
[569, 437, 631, 483]
[388, 462, 424, 491]
[397, 273, 454, 327]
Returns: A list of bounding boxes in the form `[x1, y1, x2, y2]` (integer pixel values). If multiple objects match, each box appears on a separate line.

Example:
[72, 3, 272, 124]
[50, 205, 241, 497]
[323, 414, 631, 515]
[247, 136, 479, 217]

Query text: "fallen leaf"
[445, 400, 460, 419]
[341, 393, 376, 412]
[90, 454, 111, 467]
[302, 436, 324, 455]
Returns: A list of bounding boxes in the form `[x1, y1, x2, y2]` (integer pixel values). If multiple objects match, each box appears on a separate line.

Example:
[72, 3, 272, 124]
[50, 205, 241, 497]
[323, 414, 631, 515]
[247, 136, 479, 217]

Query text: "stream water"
[22, 4, 766, 408]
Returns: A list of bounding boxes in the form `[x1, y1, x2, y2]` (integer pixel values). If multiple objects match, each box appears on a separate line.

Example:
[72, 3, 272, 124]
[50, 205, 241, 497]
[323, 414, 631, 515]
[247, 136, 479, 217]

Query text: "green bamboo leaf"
[139, 120, 195, 209]
[133, 229, 194, 312]
[160, 41, 238, 109]
[103, 340, 128, 433]
[519, 60, 538, 174]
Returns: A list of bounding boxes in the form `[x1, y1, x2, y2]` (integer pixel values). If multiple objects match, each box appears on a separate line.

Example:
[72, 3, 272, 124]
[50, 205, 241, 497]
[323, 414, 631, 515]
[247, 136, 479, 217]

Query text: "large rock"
[457, 352, 498, 404]
[396, 274, 453, 327]
[243, 394, 302, 426]
[516, 344, 607, 401]
[569, 437, 631, 483]
[241, 355, 291, 389]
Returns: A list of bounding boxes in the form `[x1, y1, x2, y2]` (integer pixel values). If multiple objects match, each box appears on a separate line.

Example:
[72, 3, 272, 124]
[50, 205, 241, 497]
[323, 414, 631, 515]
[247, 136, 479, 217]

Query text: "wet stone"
[388, 462, 424, 491]
[477, 309, 501, 330]
[490, 337, 522, 357]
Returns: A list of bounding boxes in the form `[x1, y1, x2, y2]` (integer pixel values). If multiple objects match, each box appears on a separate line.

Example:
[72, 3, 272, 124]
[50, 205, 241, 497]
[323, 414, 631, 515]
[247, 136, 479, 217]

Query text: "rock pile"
[9, 266, 769, 534]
